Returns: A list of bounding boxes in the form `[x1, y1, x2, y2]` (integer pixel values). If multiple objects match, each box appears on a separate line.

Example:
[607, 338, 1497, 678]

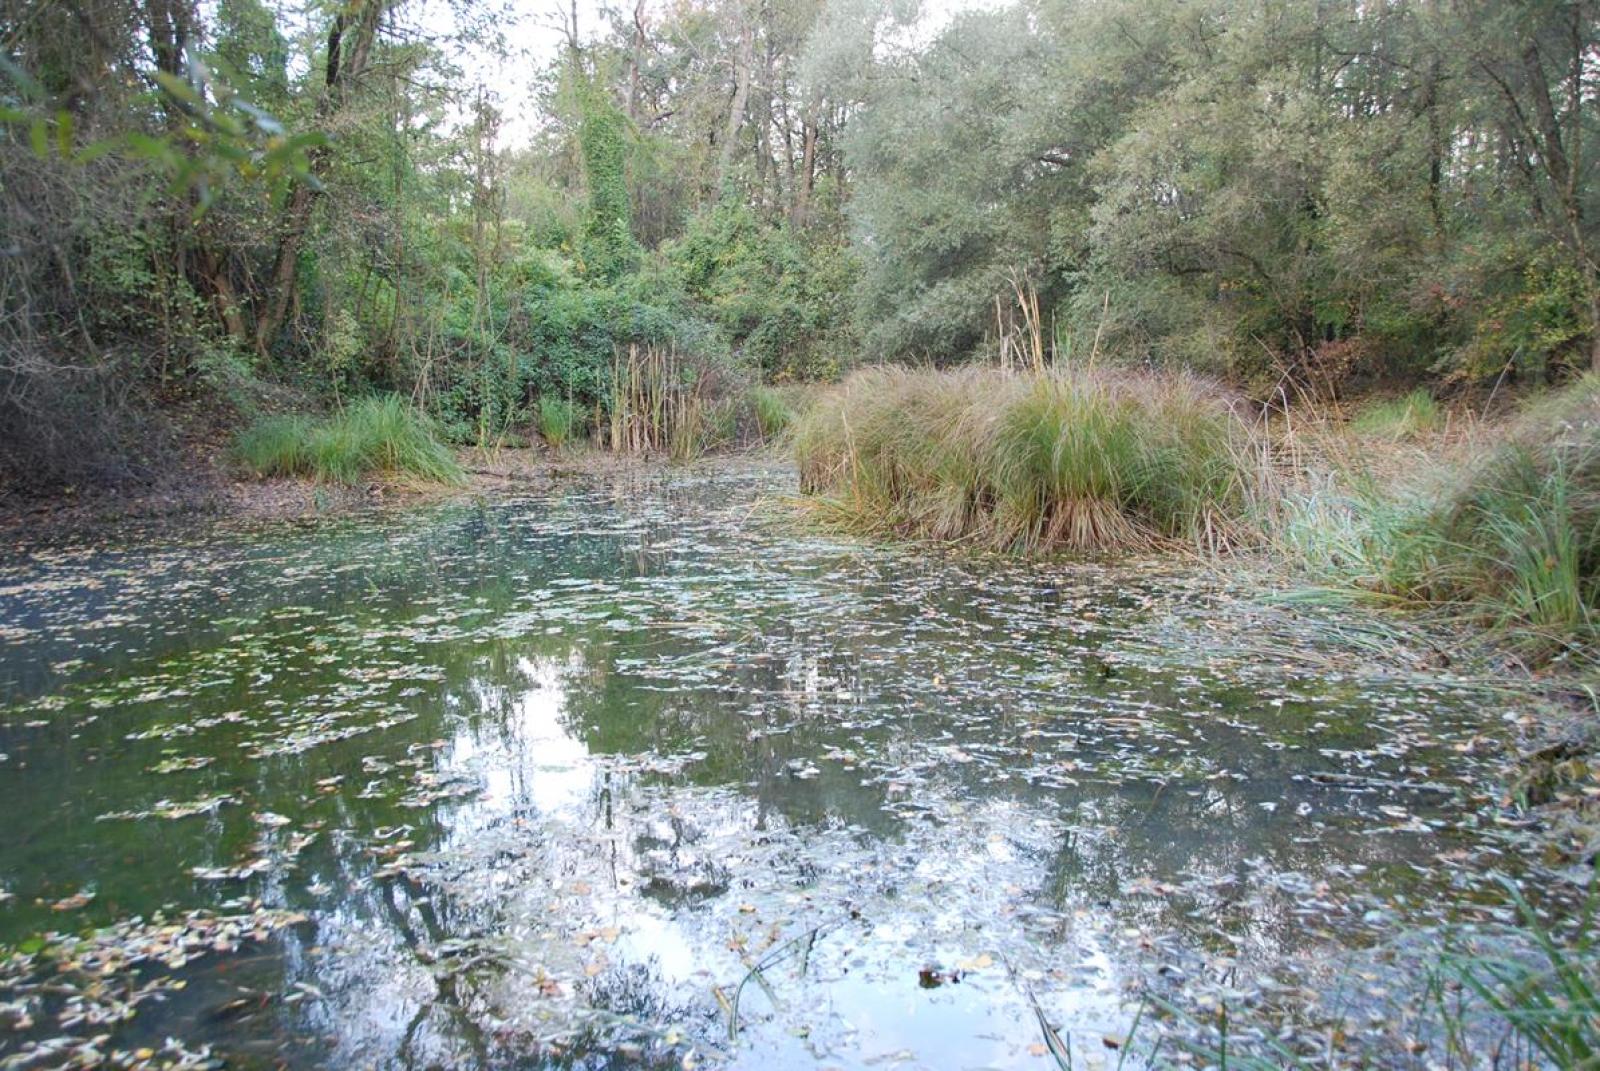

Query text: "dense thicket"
[849, 0, 1600, 392]
[0, 0, 860, 488]
[2, 0, 1597, 490]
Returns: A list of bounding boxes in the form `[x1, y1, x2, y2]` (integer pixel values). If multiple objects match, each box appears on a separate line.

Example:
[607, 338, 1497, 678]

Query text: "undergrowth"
[233, 395, 463, 485]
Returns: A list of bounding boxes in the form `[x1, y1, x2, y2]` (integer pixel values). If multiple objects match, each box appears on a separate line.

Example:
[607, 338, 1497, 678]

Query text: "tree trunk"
[627, 0, 647, 121]
[1592, 295, 1600, 373]
[792, 98, 817, 227]
[254, 0, 383, 356]
[717, 11, 754, 190]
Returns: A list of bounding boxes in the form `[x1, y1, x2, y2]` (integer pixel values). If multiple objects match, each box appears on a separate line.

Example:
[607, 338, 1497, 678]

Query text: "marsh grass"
[1265, 377, 1600, 661]
[233, 395, 463, 485]
[1349, 388, 1444, 440]
[1371, 379, 1597, 657]
[794, 366, 1258, 554]
[753, 386, 795, 441]
[1434, 882, 1600, 1070]
[537, 396, 579, 450]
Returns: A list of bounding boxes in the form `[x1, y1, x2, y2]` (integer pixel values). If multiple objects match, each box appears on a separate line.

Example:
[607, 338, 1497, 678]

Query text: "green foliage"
[233, 395, 463, 485]
[842, 0, 1600, 388]
[536, 395, 579, 449]
[576, 84, 638, 281]
[667, 200, 859, 379]
[1458, 253, 1591, 382]
[795, 366, 1255, 553]
[1349, 389, 1443, 440]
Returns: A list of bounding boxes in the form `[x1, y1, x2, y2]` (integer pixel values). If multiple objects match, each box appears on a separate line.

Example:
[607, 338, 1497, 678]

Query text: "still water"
[0, 464, 1545, 1068]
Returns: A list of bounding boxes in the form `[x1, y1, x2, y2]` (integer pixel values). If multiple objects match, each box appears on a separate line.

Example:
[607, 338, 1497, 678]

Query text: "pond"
[0, 463, 1562, 1069]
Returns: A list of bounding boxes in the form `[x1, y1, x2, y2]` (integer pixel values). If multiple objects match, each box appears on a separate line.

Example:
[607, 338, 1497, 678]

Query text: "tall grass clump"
[1369, 376, 1600, 656]
[752, 386, 795, 441]
[232, 395, 463, 485]
[794, 366, 1257, 554]
[233, 413, 314, 478]
[537, 395, 579, 450]
[1349, 388, 1444, 440]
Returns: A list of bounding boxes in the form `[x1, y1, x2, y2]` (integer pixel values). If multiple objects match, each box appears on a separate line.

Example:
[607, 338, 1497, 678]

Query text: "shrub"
[794, 366, 1257, 554]
[233, 395, 463, 485]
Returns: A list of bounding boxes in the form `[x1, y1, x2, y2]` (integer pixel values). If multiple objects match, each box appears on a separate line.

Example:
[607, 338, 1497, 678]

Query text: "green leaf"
[54, 110, 73, 156]
[0, 55, 44, 100]
[154, 71, 202, 107]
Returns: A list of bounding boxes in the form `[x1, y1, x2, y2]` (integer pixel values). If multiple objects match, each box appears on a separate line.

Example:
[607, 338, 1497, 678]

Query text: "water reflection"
[0, 465, 1531, 1068]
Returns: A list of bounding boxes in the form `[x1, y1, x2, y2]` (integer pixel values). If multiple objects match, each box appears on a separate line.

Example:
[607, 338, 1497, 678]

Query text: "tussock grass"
[794, 366, 1258, 554]
[1272, 376, 1600, 661]
[1349, 388, 1444, 440]
[233, 395, 463, 485]
[1368, 377, 1599, 656]
[537, 396, 579, 450]
[753, 386, 795, 441]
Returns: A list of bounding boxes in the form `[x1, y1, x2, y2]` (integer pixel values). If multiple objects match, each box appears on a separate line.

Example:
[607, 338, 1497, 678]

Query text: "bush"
[233, 395, 463, 485]
[794, 366, 1257, 553]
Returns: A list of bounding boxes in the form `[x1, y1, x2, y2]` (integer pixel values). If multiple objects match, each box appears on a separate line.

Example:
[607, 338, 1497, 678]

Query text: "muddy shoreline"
[0, 446, 701, 540]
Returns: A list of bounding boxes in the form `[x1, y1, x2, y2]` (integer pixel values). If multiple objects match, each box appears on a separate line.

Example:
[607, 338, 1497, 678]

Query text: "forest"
[2, 0, 1597, 486]
[2, 2, 1600, 1069]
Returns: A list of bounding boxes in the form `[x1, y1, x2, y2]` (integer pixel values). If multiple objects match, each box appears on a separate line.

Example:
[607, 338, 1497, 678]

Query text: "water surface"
[0, 464, 1543, 1068]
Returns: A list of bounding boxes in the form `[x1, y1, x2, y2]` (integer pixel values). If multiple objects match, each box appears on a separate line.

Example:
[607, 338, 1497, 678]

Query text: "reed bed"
[608, 343, 739, 459]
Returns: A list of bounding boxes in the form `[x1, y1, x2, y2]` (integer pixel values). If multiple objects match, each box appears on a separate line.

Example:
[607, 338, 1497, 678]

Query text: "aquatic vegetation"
[1358, 378, 1598, 657]
[604, 343, 748, 460]
[794, 365, 1259, 553]
[1437, 884, 1600, 1070]
[233, 394, 464, 485]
